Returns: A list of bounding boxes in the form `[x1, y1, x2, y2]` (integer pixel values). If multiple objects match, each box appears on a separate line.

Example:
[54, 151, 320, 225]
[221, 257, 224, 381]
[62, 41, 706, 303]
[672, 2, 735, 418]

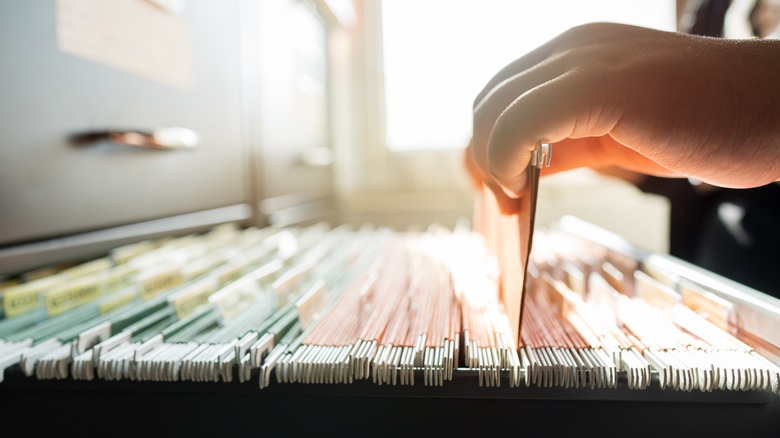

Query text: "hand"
[468, 22, 780, 214]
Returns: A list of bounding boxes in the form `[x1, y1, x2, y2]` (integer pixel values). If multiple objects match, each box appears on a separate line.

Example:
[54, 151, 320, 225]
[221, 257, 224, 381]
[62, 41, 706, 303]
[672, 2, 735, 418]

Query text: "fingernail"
[497, 175, 527, 198]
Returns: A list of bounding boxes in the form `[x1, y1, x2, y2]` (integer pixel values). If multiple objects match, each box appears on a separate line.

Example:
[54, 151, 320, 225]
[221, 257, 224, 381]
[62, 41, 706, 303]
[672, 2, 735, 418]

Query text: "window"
[381, 0, 677, 151]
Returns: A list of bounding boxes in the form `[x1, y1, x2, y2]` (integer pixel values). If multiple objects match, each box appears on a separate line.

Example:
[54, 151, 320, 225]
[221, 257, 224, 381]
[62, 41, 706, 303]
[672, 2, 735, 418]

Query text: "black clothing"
[638, 177, 780, 298]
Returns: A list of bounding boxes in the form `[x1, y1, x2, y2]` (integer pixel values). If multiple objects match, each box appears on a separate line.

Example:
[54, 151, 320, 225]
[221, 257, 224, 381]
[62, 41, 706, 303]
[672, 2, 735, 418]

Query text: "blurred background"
[2, 0, 778, 277]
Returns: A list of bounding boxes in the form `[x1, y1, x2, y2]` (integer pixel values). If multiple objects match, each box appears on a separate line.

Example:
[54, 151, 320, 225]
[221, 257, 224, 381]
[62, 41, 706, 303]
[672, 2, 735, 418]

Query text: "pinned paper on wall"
[55, 0, 192, 89]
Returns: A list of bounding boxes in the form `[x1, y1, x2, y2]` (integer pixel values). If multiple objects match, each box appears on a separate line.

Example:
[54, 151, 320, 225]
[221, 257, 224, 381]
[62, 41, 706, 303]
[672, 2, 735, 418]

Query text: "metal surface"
[0, 204, 252, 276]
[0, 0, 248, 247]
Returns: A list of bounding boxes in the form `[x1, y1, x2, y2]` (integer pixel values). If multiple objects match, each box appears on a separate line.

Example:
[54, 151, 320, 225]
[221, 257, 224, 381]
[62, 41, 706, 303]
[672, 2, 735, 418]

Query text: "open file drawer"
[0, 218, 779, 436]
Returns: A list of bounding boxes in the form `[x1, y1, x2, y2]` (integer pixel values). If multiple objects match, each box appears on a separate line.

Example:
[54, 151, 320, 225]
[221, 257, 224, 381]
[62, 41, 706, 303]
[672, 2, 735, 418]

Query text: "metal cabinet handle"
[70, 127, 200, 150]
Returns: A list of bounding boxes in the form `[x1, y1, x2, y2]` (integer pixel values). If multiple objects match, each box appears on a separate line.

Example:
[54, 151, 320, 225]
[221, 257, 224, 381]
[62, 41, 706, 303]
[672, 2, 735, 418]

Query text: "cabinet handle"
[70, 127, 200, 150]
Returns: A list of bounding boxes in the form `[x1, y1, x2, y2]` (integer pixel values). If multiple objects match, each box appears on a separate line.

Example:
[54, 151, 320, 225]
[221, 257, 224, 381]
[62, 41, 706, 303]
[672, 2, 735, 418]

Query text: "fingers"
[469, 22, 780, 200]
[486, 69, 620, 197]
[470, 26, 618, 207]
[469, 136, 525, 214]
[473, 38, 562, 110]
[472, 22, 637, 110]
[470, 57, 570, 214]
[468, 23, 697, 210]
